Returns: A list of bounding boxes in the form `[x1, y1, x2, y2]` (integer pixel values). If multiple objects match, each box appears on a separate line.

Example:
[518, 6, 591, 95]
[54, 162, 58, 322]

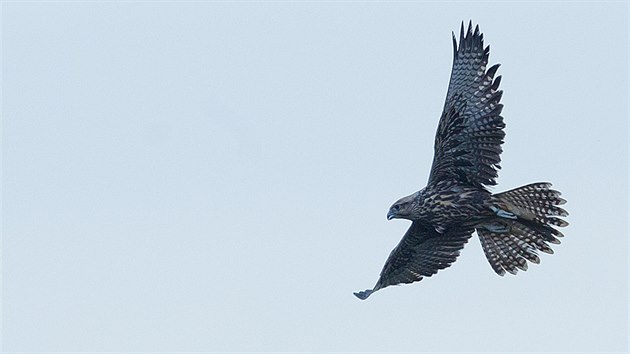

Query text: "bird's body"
[355, 22, 568, 300]
[394, 180, 492, 233]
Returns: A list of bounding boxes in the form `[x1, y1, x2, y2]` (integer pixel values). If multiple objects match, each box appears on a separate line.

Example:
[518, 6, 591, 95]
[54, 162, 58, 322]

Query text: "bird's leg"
[482, 221, 510, 233]
[490, 206, 517, 219]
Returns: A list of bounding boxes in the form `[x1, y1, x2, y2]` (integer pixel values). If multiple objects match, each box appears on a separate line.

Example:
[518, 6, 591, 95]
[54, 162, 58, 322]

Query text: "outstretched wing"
[354, 222, 473, 300]
[428, 21, 505, 189]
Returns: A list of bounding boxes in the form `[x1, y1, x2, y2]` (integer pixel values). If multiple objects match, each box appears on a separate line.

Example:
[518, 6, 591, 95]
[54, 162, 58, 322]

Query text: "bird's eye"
[394, 205, 401, 211]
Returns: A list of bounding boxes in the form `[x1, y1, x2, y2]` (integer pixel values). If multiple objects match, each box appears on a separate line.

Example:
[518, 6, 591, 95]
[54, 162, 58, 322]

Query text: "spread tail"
[478, 182, 568, 275]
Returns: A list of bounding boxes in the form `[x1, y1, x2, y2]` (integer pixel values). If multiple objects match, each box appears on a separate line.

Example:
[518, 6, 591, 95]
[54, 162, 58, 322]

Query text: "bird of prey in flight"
[354, 22, 568, 300]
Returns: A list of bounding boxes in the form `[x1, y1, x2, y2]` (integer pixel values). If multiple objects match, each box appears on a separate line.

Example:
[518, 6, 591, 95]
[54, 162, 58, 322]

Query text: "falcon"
[354, 22, 569, 300]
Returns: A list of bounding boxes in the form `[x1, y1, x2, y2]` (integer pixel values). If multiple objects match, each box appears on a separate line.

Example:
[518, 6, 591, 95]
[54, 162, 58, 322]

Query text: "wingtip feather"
[354, 289, 374, 300]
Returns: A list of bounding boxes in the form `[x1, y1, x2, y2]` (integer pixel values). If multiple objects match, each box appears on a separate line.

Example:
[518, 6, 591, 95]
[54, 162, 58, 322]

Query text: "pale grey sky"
[2, 1, 628, 353]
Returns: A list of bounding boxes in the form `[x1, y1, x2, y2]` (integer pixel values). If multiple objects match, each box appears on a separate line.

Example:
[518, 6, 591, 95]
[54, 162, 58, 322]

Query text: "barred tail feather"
[495, 182, 569, 227]
[478, 183, 568, 275]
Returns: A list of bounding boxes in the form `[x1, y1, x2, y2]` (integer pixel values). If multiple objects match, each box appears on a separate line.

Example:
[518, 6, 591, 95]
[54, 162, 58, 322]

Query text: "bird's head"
[387, 193, 417, 220]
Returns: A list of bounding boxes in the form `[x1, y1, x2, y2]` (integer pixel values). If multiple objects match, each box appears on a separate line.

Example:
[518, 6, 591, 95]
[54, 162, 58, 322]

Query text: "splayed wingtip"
[353, 289, 374, 300]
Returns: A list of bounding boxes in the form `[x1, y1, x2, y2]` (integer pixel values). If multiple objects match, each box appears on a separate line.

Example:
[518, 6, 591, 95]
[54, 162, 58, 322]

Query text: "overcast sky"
[2, 1, 628, 353]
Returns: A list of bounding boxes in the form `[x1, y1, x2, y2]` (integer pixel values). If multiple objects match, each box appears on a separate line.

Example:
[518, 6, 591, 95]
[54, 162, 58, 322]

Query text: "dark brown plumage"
[355, 22, 568, 300]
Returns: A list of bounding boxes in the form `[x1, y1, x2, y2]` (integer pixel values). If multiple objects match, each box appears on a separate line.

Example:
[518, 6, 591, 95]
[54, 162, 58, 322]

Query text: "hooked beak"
[387, 211, 396, 220]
